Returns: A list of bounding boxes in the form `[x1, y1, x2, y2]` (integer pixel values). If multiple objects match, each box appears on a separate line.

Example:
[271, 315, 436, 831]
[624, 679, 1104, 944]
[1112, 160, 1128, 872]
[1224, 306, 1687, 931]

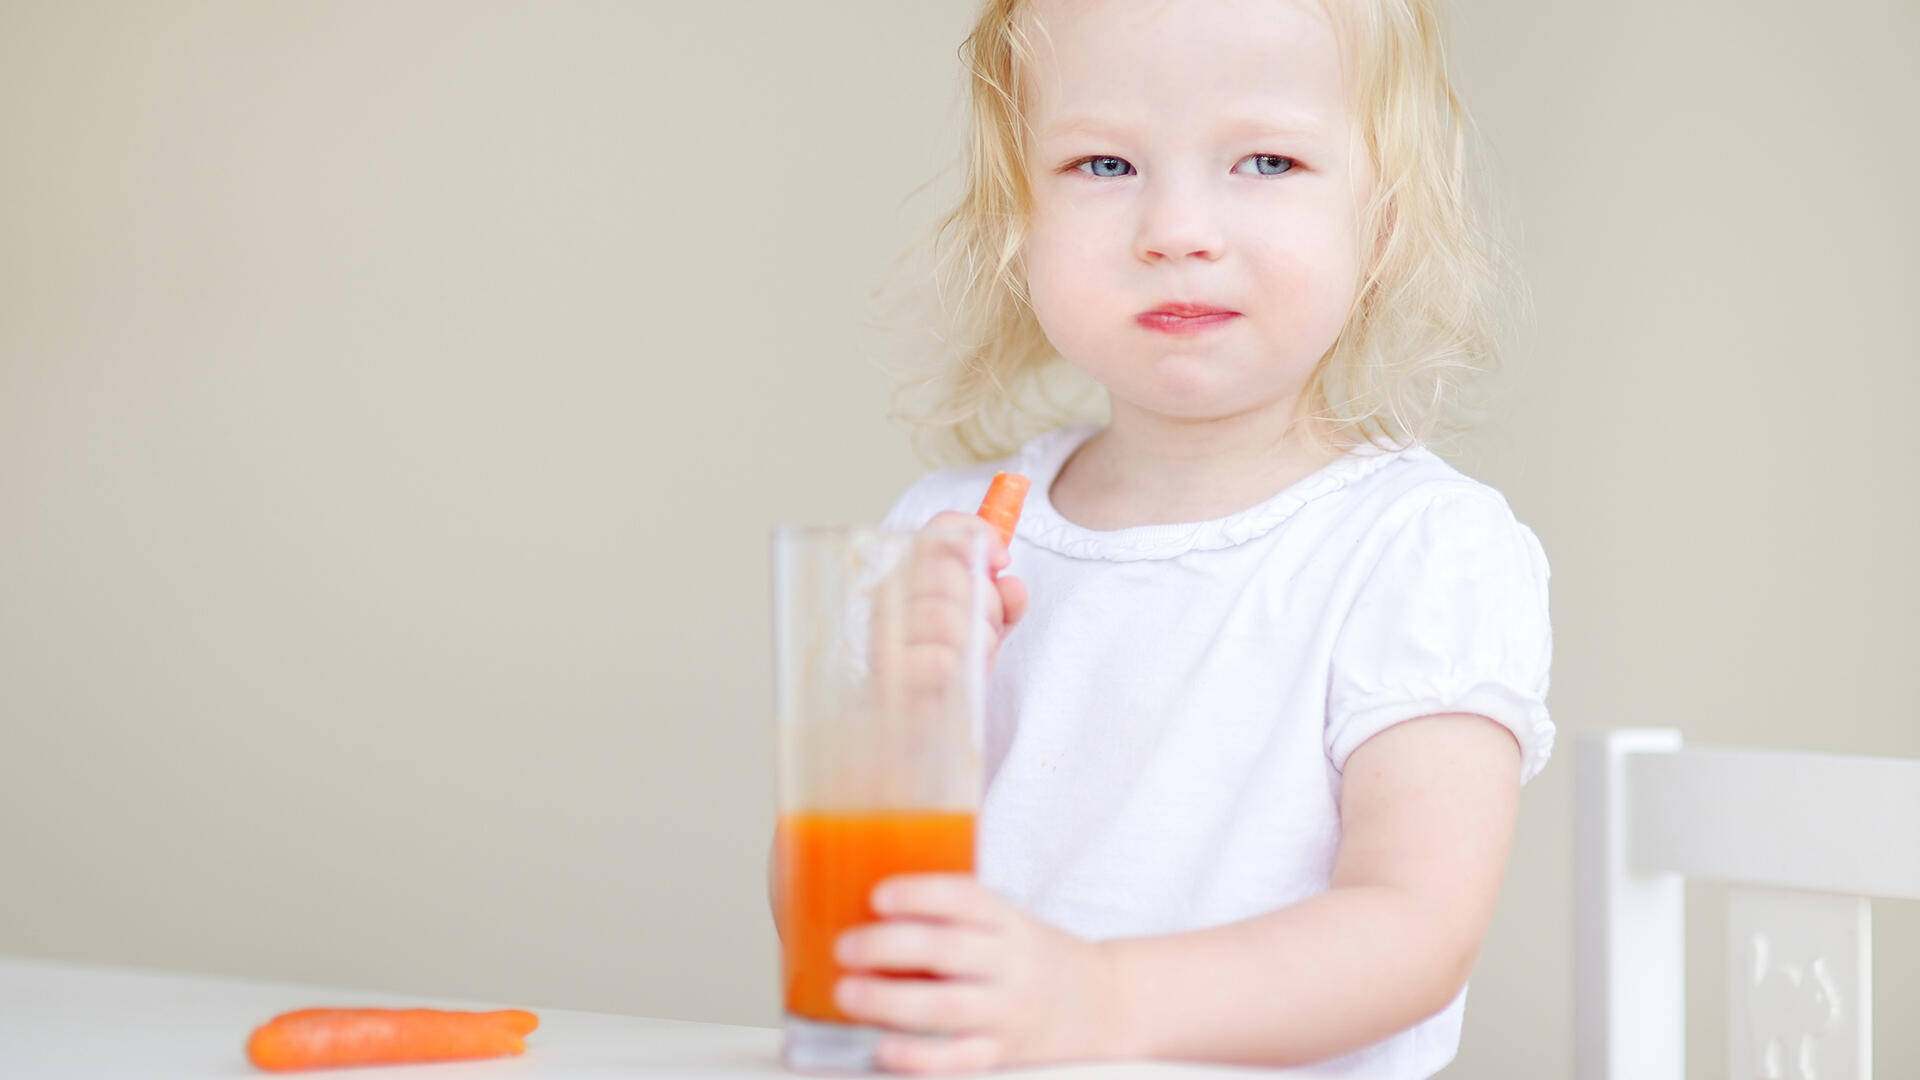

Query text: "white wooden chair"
[1574, 728, 1920, 1080]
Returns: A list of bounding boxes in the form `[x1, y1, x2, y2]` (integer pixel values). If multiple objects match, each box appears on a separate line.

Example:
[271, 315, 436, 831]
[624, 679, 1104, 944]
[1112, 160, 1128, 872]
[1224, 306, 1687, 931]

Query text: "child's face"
[1020, 0, 1372, 427]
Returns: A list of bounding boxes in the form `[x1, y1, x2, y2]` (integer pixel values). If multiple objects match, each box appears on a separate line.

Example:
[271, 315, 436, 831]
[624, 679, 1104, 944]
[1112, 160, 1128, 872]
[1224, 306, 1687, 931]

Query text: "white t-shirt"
[881, 421, 1554, 1080]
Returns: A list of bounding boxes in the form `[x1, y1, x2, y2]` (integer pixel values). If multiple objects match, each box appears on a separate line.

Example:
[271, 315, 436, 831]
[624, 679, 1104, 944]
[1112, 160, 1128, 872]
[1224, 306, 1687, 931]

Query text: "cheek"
[1243, 219, 1363, 332]
[1023, 212, 1112, 345]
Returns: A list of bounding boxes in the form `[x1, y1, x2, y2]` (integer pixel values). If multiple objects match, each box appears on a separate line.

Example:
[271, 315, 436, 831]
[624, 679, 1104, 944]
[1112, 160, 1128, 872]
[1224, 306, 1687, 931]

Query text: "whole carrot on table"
[245, 1006, 539, 1072]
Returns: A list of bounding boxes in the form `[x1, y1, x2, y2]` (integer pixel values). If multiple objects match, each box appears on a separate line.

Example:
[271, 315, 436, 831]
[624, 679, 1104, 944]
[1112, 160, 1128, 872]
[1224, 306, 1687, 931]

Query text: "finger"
[837, 922, 1001, 979]
[902, 549, 973, 605]
[898, 562, 1002, 645]
[835, 975, 995, 1036]
[901, 641, 960, 687]
[873, 875, 1007, 927]
[901, 594, 998, 653]
[874, 596, 996, 701]
[921, 512, 1007, 574]
[880, 643, 963, 714]
[874, 1033, 1000, 1075]
[899, 521, 1006, 634]
[994, 574, 1028, 630]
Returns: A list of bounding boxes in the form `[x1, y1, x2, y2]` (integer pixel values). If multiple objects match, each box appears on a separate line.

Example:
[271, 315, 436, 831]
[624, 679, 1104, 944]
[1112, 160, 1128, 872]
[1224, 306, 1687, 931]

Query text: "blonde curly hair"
[896, 0, 1525, 463]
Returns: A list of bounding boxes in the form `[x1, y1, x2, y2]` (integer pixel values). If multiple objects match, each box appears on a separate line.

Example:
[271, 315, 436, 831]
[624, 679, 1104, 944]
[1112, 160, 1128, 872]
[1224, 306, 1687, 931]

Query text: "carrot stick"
[245, 1007, 539, 1072]
[976, 472, 1029, 548]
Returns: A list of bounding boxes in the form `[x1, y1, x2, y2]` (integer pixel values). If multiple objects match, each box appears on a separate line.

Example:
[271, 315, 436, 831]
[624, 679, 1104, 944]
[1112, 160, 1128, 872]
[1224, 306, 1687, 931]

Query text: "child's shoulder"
[1350, 444, 1548, 571]
[1355, 444, 1525, 520]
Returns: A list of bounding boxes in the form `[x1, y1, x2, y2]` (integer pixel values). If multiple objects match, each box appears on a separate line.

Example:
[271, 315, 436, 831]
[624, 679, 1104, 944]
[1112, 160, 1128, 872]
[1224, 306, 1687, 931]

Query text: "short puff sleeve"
[1324, 490, 1555, 784]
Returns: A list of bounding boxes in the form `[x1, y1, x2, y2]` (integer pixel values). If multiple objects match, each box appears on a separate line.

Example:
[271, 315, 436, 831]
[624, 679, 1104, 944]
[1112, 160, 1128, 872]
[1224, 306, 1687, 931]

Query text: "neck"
[1053, 393, 1349, 530]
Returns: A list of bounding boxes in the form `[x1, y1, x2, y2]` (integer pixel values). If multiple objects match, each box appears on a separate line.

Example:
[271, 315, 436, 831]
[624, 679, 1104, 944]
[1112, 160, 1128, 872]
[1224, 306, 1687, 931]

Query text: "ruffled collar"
[1013, 421, 1407, 562]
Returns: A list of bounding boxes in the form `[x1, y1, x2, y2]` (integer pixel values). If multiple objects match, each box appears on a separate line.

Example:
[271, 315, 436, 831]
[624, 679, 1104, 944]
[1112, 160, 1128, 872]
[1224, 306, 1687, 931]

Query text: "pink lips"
[1135, 302, 1241, 334]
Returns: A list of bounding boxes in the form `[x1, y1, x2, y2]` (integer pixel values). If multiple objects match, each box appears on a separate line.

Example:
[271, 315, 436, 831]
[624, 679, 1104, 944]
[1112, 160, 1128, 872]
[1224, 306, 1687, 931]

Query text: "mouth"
[1135, 303, 1241, 335]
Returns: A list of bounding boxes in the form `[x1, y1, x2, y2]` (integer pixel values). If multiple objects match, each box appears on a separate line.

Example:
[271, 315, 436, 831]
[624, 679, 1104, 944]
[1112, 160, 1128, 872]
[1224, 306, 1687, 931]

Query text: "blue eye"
[1074, 156, 1135, 177]
[1234, 154, 1296, 176]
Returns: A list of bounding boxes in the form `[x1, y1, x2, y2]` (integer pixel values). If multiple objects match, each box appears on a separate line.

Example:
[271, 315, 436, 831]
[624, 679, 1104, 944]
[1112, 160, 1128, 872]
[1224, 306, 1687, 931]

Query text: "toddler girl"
[825, 1, 1551, 1075]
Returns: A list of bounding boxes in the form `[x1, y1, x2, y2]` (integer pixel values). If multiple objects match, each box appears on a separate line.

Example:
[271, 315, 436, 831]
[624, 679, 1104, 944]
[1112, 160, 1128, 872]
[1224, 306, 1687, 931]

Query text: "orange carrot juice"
[776, 809, 975, 1023]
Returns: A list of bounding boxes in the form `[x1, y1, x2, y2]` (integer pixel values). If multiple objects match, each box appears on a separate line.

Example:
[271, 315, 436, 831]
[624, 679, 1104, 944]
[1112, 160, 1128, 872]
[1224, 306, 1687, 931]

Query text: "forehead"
[1022, 0, 1351, 137]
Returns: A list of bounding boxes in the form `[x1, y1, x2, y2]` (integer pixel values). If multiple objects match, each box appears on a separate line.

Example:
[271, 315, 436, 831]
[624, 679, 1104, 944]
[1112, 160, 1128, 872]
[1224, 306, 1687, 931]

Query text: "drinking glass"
[771, 524, 990, 1072]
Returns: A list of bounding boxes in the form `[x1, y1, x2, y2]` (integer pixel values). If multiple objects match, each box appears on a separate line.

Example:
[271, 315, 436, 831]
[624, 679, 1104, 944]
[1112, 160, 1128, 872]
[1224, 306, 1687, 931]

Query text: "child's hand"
[910, 510, 1029, 654]
[832, 875, 1117, 1073]
[870, 512, 1027, 718]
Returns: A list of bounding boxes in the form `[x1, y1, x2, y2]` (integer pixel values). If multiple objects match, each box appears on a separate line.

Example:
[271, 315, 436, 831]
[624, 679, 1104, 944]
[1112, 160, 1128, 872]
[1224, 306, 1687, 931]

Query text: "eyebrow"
[1038, 110, 1326, 142]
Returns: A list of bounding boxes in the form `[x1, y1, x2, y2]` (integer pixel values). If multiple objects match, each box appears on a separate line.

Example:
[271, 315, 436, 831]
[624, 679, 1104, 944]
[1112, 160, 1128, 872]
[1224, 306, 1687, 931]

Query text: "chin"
[1116, 387, 1245, 424]
[1139, 355, 1240, 411]
[1117, 375, 1309, 428]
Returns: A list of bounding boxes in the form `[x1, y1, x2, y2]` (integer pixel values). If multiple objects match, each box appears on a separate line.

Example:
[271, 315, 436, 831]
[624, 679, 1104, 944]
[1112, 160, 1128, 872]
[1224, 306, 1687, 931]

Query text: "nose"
[1134, 176, 1225, 263]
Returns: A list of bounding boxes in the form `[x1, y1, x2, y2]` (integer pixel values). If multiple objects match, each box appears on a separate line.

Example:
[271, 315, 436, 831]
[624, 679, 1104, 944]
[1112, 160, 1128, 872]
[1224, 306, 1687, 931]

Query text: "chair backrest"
[1573, 728, 1920, 1080]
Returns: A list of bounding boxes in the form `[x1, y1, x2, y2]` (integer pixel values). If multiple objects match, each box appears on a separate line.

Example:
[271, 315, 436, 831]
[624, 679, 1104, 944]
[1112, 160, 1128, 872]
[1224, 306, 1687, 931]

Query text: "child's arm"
[1100, 712, 1521, 1064]
[831, 712, 1521, 1072]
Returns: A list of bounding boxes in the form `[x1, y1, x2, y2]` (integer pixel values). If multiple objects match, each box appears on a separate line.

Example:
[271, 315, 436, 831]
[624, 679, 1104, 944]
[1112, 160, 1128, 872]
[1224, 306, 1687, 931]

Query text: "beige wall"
[1441, 0, 1919, 1075]
[1, 2, 1913, 1076]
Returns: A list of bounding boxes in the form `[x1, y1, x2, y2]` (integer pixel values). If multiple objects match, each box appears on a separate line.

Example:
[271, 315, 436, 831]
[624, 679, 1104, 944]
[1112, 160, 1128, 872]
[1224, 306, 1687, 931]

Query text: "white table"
[0, 956, 1306, 1078]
